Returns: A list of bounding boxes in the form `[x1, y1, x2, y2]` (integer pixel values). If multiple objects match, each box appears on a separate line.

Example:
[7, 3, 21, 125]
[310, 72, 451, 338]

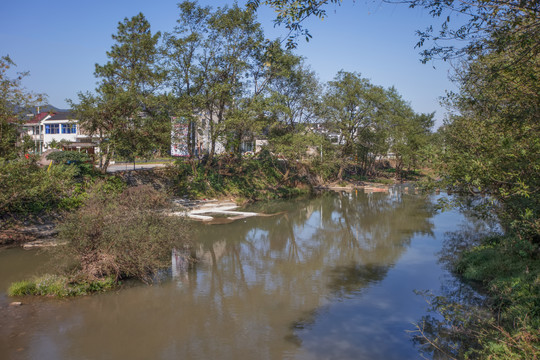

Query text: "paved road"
[105, 162, 170, 173]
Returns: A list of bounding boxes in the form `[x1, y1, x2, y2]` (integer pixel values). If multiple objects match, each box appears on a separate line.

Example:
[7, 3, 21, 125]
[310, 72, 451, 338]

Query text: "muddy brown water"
[1, 190, 474, 359]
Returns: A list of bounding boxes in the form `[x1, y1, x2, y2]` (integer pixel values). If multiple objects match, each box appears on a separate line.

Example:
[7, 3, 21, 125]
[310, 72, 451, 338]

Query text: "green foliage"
[0, 55, 46, 160]
[414, 231, 540, 360]
[438, 22, 540, 242]
[266, 55, 320, 128]
[384, 88, 434, 180]
[456, 234, 540, 328]
[48, 150, 90, 163]
[71, 13, 167, 173]
[0, 159, 79, 214]
[8, 280, 36, 296]
[57, 184, 190, 283]
[172, 153, 313, 200]
[246, 0, 342, 48]
[8, 274, 116, 297]
[407, 0, 539, 63]
[165, 2, 267, 160]
[319, 70, 433, 180]
[46, 151, 93, 176]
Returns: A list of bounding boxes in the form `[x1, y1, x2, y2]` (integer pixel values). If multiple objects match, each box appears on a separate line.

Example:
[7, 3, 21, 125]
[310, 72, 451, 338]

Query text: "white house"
[23, 112, 96, 154]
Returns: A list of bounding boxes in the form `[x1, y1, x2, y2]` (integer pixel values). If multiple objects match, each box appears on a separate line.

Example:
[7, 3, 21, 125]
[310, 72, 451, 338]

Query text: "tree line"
[64, 1, 434, 176]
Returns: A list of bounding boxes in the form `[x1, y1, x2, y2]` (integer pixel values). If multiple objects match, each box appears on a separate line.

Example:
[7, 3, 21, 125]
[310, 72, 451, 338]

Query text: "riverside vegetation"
[7, 181, 190, 296]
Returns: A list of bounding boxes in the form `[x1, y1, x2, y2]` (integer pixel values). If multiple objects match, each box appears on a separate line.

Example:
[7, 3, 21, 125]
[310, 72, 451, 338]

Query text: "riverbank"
[419, 230, 540, 359]
[2, 155, 415, 248]
[457, 233, 539, 358]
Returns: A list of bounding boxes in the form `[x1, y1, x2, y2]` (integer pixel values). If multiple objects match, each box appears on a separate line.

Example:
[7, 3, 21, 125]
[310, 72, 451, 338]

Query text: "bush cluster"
[0, 159, 78, 214]
[416, 232, 540, 359]
[0, 158, 128, 219]
[57, 183, 190, 283]
[172, 152, 314, 201]
[454, 234, 540, 359]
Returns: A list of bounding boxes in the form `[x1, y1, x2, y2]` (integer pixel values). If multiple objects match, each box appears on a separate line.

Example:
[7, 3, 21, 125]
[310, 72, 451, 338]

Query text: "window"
[45, 124, 60, 134]
[62, 123, 77, 134]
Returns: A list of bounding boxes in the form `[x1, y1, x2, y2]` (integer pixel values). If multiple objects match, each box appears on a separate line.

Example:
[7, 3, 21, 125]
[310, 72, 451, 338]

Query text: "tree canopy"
[0, 55, 44, 160]
[71, 13, 167, 173]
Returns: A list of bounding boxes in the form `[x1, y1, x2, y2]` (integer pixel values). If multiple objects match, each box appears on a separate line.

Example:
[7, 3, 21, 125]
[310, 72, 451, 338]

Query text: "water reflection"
[2, 190, 452, 360]
[411, 217, 497, 359]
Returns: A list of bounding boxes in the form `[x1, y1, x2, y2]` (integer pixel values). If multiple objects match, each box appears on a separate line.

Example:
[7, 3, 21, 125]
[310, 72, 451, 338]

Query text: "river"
[0, 189, 476, 359]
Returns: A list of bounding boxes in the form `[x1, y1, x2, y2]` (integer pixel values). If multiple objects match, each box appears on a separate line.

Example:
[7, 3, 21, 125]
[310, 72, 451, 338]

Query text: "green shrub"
[46, 151, 91, 164]
[57, 183, 190, 283]
[0, 159, 78, 214]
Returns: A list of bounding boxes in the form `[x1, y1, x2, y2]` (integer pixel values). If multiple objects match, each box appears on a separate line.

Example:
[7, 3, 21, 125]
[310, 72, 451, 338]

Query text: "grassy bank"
[168, 151, 414, 202]
[416, 231, 540, 359]
[170, 152, 316, 202]
[454, 234, 539, 359]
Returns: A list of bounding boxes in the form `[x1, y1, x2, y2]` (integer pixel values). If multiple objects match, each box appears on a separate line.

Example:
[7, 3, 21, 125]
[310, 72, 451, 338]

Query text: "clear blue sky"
[1, 0, 457, 127]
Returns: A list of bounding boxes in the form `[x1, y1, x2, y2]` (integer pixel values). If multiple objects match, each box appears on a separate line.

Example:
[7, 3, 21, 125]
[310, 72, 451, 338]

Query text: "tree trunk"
[101, 149, 112, 174]
[395, 158, 403, 182]
[337, 164, 344, 181]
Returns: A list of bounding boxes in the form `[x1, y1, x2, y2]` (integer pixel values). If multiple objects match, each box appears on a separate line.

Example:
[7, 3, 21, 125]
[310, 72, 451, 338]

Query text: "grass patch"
[412, 232, 539, 359]
[8, 274, 116, 297]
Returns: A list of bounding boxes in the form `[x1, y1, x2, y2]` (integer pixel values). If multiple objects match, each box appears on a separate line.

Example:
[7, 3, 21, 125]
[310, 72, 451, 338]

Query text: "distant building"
[22, 112, 96, 154]
[170, 112, 269, 158]
[170, 114, 226, 157]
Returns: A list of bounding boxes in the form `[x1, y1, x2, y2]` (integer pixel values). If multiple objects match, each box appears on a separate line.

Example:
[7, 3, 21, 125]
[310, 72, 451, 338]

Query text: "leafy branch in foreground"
[247, 0, 341, 48]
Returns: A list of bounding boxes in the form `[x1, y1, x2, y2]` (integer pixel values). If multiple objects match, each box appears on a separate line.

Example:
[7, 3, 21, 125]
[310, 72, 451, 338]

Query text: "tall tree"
[384, 87, 434, 180]
[440, 29, 539, 240]
[71, 13, 165, 172]
[202, 3, 266, 160]
[167, 2, 278, 163]
[266, 53, 322, 162]
[321, 70, 387, 179]
[164, 1, 211, 159]
[268, 54, 320, 129]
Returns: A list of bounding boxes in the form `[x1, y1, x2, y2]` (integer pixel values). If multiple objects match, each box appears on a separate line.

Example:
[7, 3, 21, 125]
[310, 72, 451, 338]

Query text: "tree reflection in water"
[170, 189, 437, 357]
[411, 218, 499, 359]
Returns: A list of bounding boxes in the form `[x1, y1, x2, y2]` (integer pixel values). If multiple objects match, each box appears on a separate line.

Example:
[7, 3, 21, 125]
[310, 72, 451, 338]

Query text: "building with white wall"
[23, 112, 96, 154]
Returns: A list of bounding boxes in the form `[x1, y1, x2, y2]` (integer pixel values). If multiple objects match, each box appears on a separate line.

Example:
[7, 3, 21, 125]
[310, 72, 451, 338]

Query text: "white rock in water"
[10, 302, 22, 306]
